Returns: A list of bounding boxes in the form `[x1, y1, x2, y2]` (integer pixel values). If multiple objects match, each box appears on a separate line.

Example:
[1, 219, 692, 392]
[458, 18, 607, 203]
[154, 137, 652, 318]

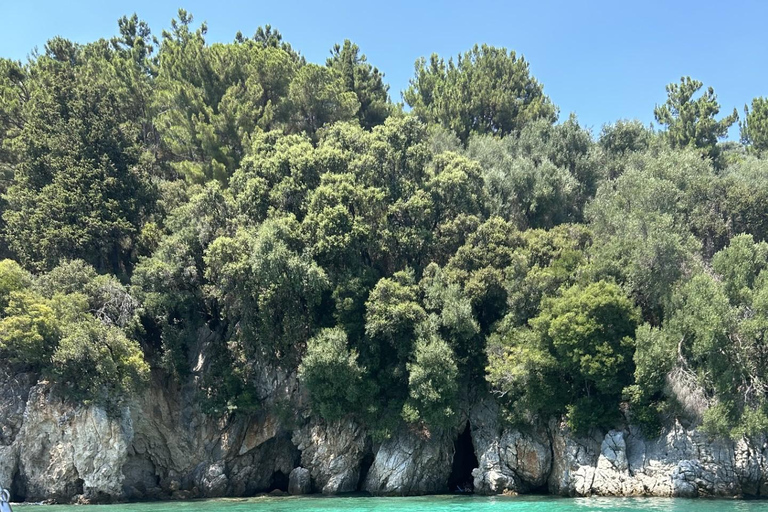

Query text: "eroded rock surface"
[546, 421, 766, 498]
[288, 467, 311, 495]
[363, 426, 454, 495]
[4, 360, 768, 503]
[123, 365, 300, 499]
[292, 418, 368, 494]
[470, 400, 552, 494]
[468, 399, 768, 499]
[0, 368, 34, 447]
[15, 384, 132, 502]
[0, 354, 302, 503]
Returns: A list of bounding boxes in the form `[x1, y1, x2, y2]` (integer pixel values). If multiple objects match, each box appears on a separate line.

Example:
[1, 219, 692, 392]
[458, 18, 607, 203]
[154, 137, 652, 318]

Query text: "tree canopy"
[1, 10, 766, 439]
[404, 44, 557, 143]
[654, 76, 738, 162]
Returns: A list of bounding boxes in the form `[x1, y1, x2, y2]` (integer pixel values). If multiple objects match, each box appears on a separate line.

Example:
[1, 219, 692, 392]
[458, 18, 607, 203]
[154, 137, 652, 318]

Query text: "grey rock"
[16, 384, 132, 503]
[0, 444, 18, 497]
[470, 400, 551, 494]
[288, 467, 311, 495]
[126, 372, 298, 499]
[363, 426, 454, 495]
[547, 420, 749, 497]
[7, 346, 768, 503]
[547, 420, 602, 496]
[0, 367, 34, 446]
[292, 419, 368, 494]
[200, 461, 228, 497]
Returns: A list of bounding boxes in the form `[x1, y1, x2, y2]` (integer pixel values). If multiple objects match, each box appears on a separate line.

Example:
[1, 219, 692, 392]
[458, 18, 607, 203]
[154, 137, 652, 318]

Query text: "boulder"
[288, 467, 311, 495]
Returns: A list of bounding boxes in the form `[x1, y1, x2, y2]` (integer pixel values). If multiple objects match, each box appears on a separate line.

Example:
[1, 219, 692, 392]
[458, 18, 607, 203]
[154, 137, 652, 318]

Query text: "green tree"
[2, 35, 157, 275]
[35, 259, 139, 328]
[664, 275, 736, 422]
[712, 233, 768, 305]
[487, 280, 639, 431]
[247, 24, 303, 60]
[506, 225, 591, 325]
[632, 234, 768, 437]
[425, 152, 486, 232]
[52, 317, 149, 406]
[131, 183, 234, 375]
[0, 290, 60, 366]
[720, 156, 768, 243]
[486, 324, 558, 422]
[327, 40, 391, 130]
[0, 259, 31, 310]
[654, 77, 738, 161]
[365, 269, 426, 362]
[467, 116, 600, 228]
[285, 64, 359, 138]
[740, 97, 768, 152]
[230, 131, 326, 222]
[299, 327, 365, 420]
[155, 10, 300, 183]
[446, 217, 527, 331]
[419, 263, 480, 375]
[204, 218, 329, 364]
[539, 281, 639, 397]
[468, 136, 579, 228]
[404, 44, 557, 142]
[598, 120, 654, 179]
[0, 59, 26, 253]
[403, 322, 459, 427]
[587, 148, 716, 320]
[599, 120, 653, 157]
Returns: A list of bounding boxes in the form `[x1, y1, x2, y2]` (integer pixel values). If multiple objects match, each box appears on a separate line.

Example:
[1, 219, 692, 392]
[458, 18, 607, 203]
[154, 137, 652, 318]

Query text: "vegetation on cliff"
[2, 10, 768, 437]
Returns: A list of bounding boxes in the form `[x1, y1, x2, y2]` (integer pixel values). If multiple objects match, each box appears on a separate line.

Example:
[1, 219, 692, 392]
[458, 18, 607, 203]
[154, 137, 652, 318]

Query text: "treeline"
[2, 10, 768, 438]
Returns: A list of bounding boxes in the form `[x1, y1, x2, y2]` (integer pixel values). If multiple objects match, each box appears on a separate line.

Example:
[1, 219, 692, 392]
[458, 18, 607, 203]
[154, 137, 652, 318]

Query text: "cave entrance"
[447, 422, 478, 493]
[10, 471, 26, 503]
[357, 450, 375, 492]
[269, 471, 289, 493]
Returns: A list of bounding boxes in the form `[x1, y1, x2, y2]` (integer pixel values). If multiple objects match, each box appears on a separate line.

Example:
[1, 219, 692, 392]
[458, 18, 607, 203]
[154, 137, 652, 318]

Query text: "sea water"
[10, 495, 768, 511]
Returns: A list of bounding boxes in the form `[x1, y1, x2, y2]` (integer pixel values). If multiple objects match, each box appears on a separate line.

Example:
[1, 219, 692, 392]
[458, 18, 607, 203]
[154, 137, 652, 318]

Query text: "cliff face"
[2, 367, 768, 503]
[469, 399, 768, 498]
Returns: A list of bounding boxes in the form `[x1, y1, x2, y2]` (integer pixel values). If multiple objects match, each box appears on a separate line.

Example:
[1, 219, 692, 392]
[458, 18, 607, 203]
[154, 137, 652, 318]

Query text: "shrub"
[52, 318, 150, 406]
[299, 327, 364, 420]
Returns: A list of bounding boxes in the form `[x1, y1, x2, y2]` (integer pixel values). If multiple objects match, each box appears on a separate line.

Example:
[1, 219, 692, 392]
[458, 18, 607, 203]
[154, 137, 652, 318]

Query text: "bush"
[36, 260, 139, 327]
[0, 259, 31, 311]
[299, 327, 364, 420]
[404, 324, 459, 427]
[486, 280, 639, 432]
[52, 318, 150, 406]
[0, 291, 59, 366]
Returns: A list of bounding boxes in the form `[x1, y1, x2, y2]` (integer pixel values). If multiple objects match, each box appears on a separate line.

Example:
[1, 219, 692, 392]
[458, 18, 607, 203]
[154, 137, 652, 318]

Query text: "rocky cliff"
[2, 365, 768, 503]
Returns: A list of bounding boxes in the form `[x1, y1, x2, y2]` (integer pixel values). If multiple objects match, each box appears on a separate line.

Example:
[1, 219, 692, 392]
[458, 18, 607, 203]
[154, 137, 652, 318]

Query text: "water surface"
[12, 495, 768, 511]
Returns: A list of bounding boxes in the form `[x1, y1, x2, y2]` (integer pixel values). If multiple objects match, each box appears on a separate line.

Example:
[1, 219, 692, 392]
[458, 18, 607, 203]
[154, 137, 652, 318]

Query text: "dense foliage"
[2, 10, 768, 437]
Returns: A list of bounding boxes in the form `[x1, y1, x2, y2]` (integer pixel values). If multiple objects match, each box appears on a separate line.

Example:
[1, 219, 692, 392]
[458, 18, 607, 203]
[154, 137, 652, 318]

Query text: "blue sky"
[1, 0, 766, 139]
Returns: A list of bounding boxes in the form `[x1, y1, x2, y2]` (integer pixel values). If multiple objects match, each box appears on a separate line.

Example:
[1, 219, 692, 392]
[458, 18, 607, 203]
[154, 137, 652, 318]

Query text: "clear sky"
[1, 0, 766, 139]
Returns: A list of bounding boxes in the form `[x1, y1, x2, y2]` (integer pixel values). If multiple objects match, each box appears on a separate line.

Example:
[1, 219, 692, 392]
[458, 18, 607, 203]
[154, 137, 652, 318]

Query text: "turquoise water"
[11, 496, 768, 512]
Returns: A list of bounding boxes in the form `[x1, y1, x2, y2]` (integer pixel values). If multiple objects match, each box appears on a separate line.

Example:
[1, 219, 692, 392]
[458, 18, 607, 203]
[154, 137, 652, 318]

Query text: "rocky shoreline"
[2, 364, 768, 505]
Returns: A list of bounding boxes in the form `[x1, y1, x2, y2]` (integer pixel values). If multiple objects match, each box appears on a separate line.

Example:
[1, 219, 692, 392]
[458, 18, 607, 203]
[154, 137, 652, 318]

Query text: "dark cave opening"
[73, 478, 85, 496]
[10, 471, 26, 502]
[447, 422, 478, 493]
[269, 470, 289, 493]
[356, 450, 375, 491]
